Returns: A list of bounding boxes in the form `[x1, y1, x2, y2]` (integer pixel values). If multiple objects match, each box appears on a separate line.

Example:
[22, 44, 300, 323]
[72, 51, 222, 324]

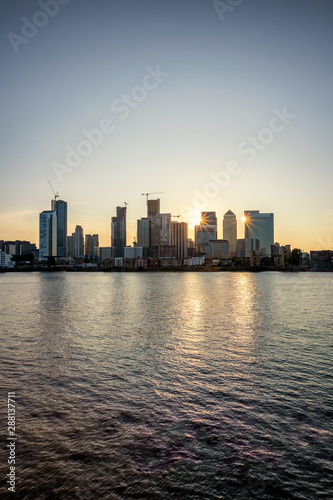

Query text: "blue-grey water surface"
[0, 272, 332, 499]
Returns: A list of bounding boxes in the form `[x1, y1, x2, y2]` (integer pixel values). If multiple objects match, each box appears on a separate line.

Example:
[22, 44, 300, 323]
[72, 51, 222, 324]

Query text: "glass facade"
[111, 206, 127, 257]
[223, 210, 237, 258]
[137, 218, 149, 247]
[244, 211, 274, 256]
[51, 199, 67, 257]
[39, 211, 57, 260]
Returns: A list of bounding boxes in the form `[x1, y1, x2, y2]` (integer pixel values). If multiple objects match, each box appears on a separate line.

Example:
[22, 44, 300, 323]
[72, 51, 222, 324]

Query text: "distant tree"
[232, 257, 243, 267]
[289, 248, 302, 266]
[11, 253, 34, 263]
[262, 256, 272, 267]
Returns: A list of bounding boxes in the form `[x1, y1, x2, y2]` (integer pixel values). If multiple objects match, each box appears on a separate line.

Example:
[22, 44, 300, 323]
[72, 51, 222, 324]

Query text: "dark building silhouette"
[51, 199, 67, 257]
[111, 206, 127, 257]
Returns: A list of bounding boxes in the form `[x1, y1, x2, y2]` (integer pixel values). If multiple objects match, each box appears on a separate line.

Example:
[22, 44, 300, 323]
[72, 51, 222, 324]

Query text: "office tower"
[195, 211, 217, 255]
[155, 213, 171, 245]
[51, 199, 67, 257]
[147, 198, 160, 218]
[244, 210, 274, 256]
[210, 240, 229, 259]
[137, 218, 149, 247]
[201, 211, 217, 227]
[85, 234, 99, 260]
[111, 217, 116, 250]
[39, 210, 57, 260]
[111, 206, 127, 258]
[237, 238, 260, 258]
[67, 235, 74, 258]
[171, 221, 188, 259]
[147, 199, 160, 246]
[72, 225, 84, 258]
[223, 210, 237, 258]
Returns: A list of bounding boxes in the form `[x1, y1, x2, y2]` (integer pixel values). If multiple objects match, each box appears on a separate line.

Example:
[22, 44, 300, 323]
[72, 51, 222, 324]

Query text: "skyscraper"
[85, 234, 99, 260]
[244, 211, 274, 256]
[137, 218, 149, 247]
[67, 235, 74, 258]
[73, 225, 84, 258]
[155, 213, 171, 245]
[223, 210, 237, 258]
[147, 199, 160, 246]
[195, 211, 217, 255]
[171, 221, 188, 259]
[39, 210, 57, 260]
[51, 199, 67, 257]
[111, 206, 127, 257]
[201, 211, 217, 227]
[147, 198, 160, 218]
[237, 238, 260, 258]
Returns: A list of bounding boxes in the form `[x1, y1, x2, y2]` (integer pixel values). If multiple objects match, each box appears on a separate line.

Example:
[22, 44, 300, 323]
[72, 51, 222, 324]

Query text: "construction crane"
[142, 192, 164, 205]
[124, 202, 129, 209]
[133, 235, 137, 260]
[158, 215, 180, 259]
[47, 180, 59, 201]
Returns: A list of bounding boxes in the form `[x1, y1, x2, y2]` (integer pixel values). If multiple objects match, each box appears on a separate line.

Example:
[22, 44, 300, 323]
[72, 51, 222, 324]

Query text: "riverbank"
[1, 266, 328, 273]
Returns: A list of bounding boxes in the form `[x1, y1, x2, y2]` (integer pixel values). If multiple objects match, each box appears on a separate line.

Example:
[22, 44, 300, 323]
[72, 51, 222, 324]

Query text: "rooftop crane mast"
[142, 192, 164, 203]
[142, 192, 164, 216]
[47, 180, 59, 202]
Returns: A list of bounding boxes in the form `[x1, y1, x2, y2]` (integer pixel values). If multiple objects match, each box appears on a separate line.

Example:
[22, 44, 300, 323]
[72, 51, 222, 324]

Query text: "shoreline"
[1, 267, 330, 273]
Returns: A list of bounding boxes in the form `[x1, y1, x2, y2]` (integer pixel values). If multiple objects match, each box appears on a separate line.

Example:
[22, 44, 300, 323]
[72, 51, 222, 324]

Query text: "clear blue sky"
[1, 0, 332, 251]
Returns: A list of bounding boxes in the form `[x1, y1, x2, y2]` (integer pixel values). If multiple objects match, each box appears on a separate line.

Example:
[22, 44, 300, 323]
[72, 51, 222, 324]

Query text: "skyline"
[1, 0, 333, 252]
[1, 189, 323, 255]
[0, 188, 330, 253]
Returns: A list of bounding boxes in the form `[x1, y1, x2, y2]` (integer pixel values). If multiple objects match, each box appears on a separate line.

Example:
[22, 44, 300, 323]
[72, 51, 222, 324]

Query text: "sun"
[242, 216, 246, 223]
[188, 211, 202, 229]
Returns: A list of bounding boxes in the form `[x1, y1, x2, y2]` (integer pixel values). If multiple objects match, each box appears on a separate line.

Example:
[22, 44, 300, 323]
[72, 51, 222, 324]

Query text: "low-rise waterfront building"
[0, 250, 14, 268]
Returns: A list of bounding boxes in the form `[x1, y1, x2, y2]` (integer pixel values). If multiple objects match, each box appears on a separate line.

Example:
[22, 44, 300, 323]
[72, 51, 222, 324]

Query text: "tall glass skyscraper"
[147, 199, 160, 246]
[39, 210, 57, 260]
[195, 211, 217, 255]
[111, 206, 127, 257]
[223, 210, 237, 258]
[85, 234, 99, 260]
[137, 218, 149, 247]
[51, 199, 67, 257]
[201, 211, 217, 227]
[244, 210, 274, 256]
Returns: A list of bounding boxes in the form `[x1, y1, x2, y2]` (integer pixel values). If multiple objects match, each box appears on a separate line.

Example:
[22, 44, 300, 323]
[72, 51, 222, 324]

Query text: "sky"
[1, 0, 332, 251]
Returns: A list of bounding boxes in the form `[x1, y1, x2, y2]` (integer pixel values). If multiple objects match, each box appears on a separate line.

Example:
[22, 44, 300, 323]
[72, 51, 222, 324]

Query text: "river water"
[0, 272, 332, 499]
